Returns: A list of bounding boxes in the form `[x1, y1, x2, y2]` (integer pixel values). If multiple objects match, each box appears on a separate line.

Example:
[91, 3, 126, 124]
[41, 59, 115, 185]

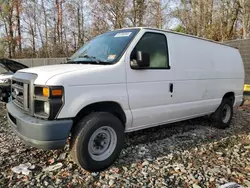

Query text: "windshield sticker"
[107, 54, 116, 60]
[114, 32, 132, 38]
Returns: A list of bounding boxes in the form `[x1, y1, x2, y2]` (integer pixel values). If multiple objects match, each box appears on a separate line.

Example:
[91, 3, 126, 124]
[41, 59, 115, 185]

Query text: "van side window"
[131, 32, 169, 68]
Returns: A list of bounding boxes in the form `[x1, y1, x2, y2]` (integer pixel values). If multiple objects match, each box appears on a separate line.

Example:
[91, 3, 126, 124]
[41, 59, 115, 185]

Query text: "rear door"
[125, 30, 174, 129]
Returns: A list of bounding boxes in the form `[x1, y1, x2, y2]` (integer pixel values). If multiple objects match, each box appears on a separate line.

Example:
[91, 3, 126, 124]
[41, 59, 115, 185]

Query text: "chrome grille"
[12, 79, 29, 111]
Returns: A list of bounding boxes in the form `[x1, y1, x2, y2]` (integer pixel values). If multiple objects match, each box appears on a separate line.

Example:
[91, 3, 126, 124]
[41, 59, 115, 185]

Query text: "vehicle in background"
[6, 27, 244, 172]
[0, 59, 28, 103]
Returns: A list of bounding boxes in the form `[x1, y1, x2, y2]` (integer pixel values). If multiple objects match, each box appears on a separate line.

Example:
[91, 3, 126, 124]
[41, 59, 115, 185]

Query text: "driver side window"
[131, 32, 169, 69]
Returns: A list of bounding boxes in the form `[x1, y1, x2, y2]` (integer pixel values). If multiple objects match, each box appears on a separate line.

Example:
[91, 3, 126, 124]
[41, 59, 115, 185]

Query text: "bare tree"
[146, 0, 169, 29]
[128, 0, 146, 26]
[56, 0, 63, 44]
[41, 0, 49, 56]
[239, 0, 250, 39]
[15, 0, 22, 55]
[173, 0, 243, 41]
[0, 0, 16, 58]
[93, 0, 127, 30]
[23, 0, 37, 57]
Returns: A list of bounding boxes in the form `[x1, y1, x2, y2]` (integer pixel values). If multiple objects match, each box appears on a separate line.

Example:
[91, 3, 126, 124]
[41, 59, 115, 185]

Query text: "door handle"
[169, 83, 173, 93]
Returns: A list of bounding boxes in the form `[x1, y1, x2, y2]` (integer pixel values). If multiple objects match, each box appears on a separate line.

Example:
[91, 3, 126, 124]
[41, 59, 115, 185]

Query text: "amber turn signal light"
[42, 87, 63, 97]
[43, 87, 49, 97]
[51, 89, 63, 96]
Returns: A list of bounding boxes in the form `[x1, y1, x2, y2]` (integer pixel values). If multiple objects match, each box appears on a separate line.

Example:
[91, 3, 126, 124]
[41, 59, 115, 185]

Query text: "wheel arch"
[222, 92, 235, 105]
[73, 101, 127, 127]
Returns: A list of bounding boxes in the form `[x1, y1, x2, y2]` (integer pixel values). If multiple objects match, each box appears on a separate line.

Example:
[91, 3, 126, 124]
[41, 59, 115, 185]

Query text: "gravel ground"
[1, 104, 250, 188]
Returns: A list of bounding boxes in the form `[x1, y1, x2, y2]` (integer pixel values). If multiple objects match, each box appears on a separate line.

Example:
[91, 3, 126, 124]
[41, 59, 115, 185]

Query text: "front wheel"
[70, 112, 125, 172]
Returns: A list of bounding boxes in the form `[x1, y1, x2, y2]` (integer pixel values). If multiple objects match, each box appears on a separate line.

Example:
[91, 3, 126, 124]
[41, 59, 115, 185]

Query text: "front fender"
[57, 84, 133, 128]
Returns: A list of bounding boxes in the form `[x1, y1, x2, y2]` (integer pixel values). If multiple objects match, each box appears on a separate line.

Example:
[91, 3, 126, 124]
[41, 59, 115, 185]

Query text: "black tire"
[70, 112, 125, 172]
[210, 98, 233, 129]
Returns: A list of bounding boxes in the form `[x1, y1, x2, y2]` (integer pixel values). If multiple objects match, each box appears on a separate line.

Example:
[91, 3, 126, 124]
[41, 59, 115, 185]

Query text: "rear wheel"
[210, 98, 233, 129]
[70, 112, 124, 172]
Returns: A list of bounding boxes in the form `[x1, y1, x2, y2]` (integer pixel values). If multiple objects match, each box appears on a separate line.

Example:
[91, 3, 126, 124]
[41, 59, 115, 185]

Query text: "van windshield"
[69, 29, 139, 64]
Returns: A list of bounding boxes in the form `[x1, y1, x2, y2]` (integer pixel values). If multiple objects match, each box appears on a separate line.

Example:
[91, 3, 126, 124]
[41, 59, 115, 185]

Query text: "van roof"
[117, 27, 237, 49]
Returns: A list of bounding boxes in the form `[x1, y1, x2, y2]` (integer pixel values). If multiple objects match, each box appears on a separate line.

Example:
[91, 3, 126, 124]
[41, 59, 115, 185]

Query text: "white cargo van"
[7, 27, 244, 172]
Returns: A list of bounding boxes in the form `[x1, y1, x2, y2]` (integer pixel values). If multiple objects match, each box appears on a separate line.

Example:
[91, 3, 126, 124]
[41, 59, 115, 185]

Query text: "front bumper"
[7, 102, 73, 150]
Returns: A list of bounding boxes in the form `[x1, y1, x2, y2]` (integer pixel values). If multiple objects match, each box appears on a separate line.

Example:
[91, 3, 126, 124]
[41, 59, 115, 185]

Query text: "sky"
[0, 0, 181, 47]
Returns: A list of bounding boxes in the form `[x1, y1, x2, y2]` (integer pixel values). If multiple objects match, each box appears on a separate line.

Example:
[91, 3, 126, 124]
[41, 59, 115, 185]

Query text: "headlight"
[44, 101, 50, 115]
[0, 79, 9, 84]
[34, 86, 64, 119]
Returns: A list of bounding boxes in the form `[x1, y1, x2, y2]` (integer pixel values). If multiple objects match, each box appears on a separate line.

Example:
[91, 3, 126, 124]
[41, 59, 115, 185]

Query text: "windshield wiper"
[78, 54, 100, 64]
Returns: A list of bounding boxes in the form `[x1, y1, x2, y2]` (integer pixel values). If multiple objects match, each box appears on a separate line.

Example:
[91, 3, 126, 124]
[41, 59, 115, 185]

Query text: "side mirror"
[131, 51, 150, 68]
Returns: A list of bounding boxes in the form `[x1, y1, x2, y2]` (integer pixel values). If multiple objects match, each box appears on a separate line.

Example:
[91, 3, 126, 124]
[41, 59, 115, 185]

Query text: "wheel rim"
[222, 104, 231, 123]
[88, 126, 117, 161]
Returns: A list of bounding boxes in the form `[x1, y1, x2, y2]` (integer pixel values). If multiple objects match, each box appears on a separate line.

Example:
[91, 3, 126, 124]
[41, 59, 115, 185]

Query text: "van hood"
[18, 64, 103, 85]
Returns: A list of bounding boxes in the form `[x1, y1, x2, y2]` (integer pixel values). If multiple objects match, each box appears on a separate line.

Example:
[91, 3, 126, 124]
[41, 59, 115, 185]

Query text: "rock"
[192, 184, 201, 188]
[11, 166, 23, 174]
[216, 152, 223, 156]
[92, 172, 99, 177]
[219, 182, 244, 188]
[96, 182, 101, 187]
[142, 171, 148, 177]
[142, 160, 149, 166]
[109, 174, 119, 180]
[244, 145, 250, 149]
[43, 163, 63, 172]
[109, 179, 114, 186]
[147, 157, 154, 162]
[55, 179, 62, 185]
[245, 166, 250, 171]
[110, 167, 119, 173]
[209, 177, 215, 182]
[16, 148, 27, 153]
[35, 173, 43, 182]
[67, 163, 73, 170]
[122, 166, 128, 173]
[1, 148, 9, 153]
[58, 153, 67, 160]
[21, 168, 31, 176]
[154, 165, 160, 170]
[219, 178, 227, 184]
[243, 180, 250, 187]
[41, 174, 47, 180]
[30, 179, 35, 186]
[105, 174, 109, 180]
[44, 181, 49, 186]
[17, 174, 23, 179]
[131, 163, 137, 168]
[138, 146, 149, 156]
[169, 175, 175, 180]
[11, 163, 34, 175]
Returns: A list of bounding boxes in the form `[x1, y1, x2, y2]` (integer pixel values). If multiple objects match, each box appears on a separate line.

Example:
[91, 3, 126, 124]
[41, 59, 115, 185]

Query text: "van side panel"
[124, 30, 175, 129]
[166, 33, 244, 120]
